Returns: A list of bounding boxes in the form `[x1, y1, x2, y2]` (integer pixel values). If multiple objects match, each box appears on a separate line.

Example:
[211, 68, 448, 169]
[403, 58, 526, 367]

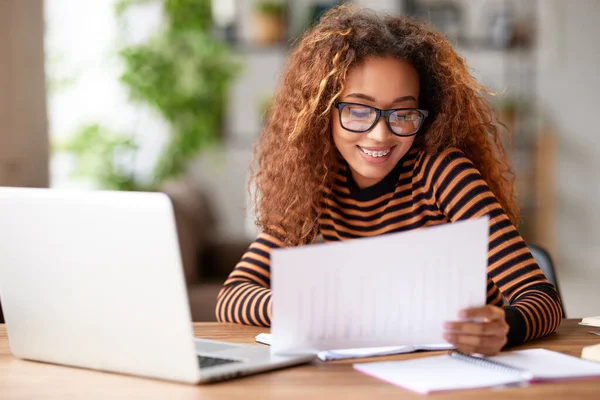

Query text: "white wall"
[537, 0, 600, 317]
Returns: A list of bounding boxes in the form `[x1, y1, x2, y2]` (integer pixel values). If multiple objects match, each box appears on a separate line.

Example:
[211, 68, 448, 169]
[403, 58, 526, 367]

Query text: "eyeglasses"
[334, 102, 429, 137]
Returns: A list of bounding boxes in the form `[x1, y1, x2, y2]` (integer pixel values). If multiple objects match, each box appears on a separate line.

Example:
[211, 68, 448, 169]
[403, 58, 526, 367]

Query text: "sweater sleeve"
[215, 232, 282, 327]
[425, 148, 562, 346]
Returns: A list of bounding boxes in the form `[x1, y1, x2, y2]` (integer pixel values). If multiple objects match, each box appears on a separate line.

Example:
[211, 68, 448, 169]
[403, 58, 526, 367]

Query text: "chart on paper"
[270, 217, 489, 355]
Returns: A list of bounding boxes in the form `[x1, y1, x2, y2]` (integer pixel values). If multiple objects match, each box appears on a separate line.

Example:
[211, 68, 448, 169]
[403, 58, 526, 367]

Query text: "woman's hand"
[443, 305, 509, 356]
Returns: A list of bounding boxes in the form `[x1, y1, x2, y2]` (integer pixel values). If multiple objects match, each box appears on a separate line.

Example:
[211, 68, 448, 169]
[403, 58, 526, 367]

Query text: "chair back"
[528, 244, 566, 317]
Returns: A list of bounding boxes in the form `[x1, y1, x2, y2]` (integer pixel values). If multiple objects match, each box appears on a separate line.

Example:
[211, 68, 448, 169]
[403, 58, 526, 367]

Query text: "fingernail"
[443, 322, 452, 329]
[443, 333, 453, 342]
[459, 310, 467, 318]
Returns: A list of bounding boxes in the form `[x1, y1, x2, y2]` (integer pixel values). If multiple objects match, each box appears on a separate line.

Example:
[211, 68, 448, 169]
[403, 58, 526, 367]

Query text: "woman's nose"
[366, 117, 391, 142]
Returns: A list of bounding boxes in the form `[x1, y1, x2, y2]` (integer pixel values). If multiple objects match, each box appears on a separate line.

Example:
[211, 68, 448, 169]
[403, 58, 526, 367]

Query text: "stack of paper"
[255, 333, 453, 361]
[580, 316, 600, 327]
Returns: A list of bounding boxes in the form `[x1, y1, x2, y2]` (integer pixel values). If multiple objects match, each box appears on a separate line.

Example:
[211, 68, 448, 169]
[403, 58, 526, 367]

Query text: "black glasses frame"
[334, 102, 429, 137]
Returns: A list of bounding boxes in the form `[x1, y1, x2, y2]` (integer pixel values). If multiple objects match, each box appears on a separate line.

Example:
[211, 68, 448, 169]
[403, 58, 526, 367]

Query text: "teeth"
[359, 147, 391, 157]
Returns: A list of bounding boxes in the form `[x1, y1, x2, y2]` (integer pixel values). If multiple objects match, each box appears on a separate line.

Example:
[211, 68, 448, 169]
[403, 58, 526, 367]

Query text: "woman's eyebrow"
[345, 93, 417, 103]
[393, 95, 417, 103]
[346, 93, 376, 102]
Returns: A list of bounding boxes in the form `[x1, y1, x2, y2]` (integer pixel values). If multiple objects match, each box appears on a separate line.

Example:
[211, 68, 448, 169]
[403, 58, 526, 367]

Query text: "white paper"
[255, 333, 453, 361]
[353, 348, 600, 394]
[270, 217, 489, 355]
[580, 315, 600, 327]
[491, 349, 600, 380]
[353, 354, 525, 394]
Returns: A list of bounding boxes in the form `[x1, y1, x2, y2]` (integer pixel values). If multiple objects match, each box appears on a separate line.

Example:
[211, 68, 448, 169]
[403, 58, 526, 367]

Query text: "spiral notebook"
[353, 348, 600, 394]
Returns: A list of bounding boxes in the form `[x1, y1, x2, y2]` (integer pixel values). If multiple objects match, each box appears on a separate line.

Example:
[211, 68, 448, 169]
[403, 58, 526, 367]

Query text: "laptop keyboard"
[198, 355, 242, 369]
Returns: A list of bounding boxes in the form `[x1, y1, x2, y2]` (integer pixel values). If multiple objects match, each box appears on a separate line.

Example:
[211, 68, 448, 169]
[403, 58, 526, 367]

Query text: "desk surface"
[1, 319, 599, 399]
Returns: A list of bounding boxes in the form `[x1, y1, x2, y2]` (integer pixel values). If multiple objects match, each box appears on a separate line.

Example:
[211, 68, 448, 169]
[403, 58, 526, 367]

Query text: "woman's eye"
[392, 111, 418, 121]
[349, 108, 371, 119]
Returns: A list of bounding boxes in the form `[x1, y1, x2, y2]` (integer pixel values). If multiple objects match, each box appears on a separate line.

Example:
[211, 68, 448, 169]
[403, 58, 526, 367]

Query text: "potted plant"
[252, 1, 287, 45]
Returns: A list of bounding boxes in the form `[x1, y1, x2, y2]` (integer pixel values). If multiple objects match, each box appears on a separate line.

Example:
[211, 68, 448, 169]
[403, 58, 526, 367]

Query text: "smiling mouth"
[357, 145, 394, 157]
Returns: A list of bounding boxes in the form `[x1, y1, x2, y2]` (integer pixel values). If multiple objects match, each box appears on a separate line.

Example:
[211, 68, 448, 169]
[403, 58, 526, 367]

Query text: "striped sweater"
[216, 147, 562, 346]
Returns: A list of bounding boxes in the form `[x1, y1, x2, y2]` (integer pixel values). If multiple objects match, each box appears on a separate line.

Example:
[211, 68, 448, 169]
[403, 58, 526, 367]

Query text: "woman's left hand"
[443, 305, 509, 356]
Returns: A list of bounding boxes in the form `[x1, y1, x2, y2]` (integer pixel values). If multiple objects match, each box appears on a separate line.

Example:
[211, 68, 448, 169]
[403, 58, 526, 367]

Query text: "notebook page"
[353, 355, 524, 394]
[270, 217, 488, 355]
[491, 349, 600, 380]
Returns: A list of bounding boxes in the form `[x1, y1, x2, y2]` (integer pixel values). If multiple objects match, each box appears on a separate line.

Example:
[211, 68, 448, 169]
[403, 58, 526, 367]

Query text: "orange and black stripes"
[216, 146, 562, 345]
[216, 234, 281, 327]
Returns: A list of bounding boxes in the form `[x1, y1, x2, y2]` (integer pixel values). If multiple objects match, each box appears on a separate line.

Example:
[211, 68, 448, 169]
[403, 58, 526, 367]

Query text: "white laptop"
[0, 187, 314, 384]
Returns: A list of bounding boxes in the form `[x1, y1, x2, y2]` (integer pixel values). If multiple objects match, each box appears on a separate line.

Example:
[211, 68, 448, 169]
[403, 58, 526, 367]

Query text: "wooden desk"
[1, 319, 599, 399]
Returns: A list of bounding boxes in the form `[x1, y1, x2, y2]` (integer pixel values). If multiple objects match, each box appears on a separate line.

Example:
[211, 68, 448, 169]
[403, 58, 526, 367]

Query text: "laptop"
[0, 187, 314, 384]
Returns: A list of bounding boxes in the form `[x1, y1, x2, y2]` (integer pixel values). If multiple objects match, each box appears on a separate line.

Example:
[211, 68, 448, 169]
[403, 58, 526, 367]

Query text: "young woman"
[215, 5, 562, 356]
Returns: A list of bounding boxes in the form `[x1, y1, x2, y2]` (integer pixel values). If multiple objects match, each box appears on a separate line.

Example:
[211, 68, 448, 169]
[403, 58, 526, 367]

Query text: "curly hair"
[251, 4, 518, 246]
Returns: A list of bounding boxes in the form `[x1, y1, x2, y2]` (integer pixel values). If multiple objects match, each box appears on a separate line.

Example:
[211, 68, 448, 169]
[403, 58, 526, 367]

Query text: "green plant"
[57, 0, 240, 190]
[118, 0, 240, 186]
[54, 124, 139, 191]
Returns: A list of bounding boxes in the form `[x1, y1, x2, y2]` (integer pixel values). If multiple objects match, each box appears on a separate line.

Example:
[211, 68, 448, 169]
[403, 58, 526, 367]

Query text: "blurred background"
[0, 0, 598, 322]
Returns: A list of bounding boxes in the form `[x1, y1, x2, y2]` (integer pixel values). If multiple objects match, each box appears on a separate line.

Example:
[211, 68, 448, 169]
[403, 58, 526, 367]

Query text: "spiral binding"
[449, 350, 532, 378]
